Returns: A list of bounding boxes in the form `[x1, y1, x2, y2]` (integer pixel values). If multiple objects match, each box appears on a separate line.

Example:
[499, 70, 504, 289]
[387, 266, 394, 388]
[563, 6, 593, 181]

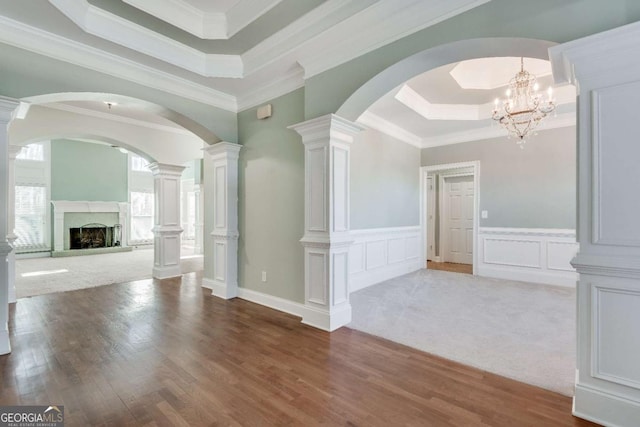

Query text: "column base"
[7, 250, 15, 304]
[152, 265, 181, 279]
[202, 278, 238, 299]
[574, 383, 640, 427]
[301, 303, 352, 332]
[0, 326, 10, 355]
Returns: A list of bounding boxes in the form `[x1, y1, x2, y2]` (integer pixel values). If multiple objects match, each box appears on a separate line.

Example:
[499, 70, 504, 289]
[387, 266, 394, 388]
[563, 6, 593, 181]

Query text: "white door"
[426, 176, 435, 261]
[443, 176, 474, 264]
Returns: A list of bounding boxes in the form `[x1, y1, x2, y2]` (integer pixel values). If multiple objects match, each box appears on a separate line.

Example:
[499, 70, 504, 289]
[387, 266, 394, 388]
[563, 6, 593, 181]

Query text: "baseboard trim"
[153, 265, 182, 280]
[236, 287, 306, 318]
[477, 265, 577, 288]
[573, 383, 640, 427]
[351, 260, 422, 293]
[202, 278, 238, 299]
[300, 304, 352, 332]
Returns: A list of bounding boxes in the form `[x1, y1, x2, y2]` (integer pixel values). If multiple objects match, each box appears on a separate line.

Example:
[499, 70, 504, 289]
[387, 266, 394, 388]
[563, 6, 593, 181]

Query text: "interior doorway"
[421, 161, 479, 275]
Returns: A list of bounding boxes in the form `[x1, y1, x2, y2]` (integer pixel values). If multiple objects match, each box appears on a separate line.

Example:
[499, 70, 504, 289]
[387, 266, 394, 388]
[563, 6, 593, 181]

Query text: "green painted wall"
[421, 126, 576, 229]
[351, 129, 420, 229]
[51, 139, 128, 202]
[305, 0, 640, 118]
[235, 88, 305, 303]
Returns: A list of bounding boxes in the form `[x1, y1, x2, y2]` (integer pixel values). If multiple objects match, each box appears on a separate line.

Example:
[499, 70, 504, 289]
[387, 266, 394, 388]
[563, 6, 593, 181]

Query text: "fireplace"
[69, 223, 122, 250]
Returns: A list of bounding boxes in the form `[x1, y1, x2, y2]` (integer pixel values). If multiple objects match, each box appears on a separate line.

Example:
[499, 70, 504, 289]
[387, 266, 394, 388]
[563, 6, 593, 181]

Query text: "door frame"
[439, 172, 475, 265]
[426, 175, 437, 261]
[420, 161, 480, 274]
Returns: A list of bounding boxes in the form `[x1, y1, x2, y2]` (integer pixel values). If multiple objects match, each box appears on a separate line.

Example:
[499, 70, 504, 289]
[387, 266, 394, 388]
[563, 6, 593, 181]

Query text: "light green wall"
[351, 129, 420, 229]
[51, 139, 128, 202]
[236, 88, 305, 303]
[0, 42, 237, 143]
[305, 0, 640, 118]
[421, 127, 576, 229]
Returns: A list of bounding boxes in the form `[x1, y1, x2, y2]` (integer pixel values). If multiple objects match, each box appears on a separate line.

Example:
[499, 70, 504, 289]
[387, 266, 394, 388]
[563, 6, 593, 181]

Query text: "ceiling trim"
[297, 0, 492, 79]
[357, 111, 423, 148]
[420, 112, 576, 148]
[122, 0, 282, 40]
[237, 68, 305, 112]
[49, 0, 243, 78]
[44, 102, 196, 136]
[0, 14, 237, 111]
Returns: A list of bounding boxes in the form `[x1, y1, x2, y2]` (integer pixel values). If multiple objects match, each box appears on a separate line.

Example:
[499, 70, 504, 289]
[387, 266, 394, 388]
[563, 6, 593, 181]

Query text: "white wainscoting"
[477, 227, 578, 287]
[349, 226, 423, 293]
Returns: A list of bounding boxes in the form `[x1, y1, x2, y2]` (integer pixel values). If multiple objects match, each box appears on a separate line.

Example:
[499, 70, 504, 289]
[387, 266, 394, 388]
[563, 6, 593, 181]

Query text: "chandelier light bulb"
[533, 82, 540, 91]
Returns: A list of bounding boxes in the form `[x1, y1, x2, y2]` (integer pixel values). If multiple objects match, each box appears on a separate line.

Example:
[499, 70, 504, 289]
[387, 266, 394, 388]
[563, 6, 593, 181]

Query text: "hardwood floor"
[428, 260, 473, 274]
[1, 273, 597, 426]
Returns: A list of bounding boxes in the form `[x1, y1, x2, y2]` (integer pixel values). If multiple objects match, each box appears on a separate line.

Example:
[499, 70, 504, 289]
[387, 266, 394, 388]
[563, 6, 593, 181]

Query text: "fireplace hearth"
[70, 223, 121, 250]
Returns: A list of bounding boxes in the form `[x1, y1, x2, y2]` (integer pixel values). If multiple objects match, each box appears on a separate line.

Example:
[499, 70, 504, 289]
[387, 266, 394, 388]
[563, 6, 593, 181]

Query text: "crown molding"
[357, 111, 423, 148]
[420, 112, 576, 148]
[44, 103, 197, 136]
[236, 68, 304, 112]
[49, 0, 243, 78]
[0, 14, 237, 111]
[123, 0, 282, 40]
[297, 0, 492, 79]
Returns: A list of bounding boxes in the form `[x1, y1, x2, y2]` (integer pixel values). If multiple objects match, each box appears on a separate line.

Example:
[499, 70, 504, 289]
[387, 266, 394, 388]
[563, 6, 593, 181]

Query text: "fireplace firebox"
[69, 223, 122, 250]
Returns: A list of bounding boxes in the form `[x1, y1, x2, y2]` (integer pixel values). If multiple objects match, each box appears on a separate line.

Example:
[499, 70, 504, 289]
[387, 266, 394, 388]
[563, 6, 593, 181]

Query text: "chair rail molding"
[477, 227, 578, 287]
[349, 226, 422, 292]
[550, 21, 640, 427]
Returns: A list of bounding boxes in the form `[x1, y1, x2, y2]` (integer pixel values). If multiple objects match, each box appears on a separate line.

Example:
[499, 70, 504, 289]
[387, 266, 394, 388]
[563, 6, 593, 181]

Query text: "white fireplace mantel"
[51, 201, 128, 251]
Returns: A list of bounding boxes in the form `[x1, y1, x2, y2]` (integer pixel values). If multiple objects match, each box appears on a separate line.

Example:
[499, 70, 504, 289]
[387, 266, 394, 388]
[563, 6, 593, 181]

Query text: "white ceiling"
[359, 57, 577, 148]
[0, 0, 492, 111]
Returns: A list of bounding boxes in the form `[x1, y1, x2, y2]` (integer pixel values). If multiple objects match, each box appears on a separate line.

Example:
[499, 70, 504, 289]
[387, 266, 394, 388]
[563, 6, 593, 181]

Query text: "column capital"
[288, 114, 364, 145]
[148, 162, 185, 177]
[203, 141, 242, 159]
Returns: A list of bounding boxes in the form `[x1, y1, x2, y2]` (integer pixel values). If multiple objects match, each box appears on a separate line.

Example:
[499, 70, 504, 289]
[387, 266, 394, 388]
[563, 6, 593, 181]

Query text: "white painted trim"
[421, 161, 480, 275]
[477, 227, 579, 287]
[237, 287, 307, 319]
[202, 277, 238, 299]
[357, 111, 423, 148]
[236, 69, 305, 112]
[0, 14, 237, 111]
[45, 103, 195, 136]
[573, 383, 640, 427]
[349, 226, 422, 292]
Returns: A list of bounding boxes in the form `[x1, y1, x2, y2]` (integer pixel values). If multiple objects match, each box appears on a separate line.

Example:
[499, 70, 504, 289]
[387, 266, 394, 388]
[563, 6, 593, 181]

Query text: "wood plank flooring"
[1, 273, 597, 426]
[428, 261, 473, 274]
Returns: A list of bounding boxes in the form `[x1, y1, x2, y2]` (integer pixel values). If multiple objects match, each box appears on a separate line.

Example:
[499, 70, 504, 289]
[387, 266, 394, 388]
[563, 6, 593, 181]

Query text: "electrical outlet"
[261, 271, 267, 282]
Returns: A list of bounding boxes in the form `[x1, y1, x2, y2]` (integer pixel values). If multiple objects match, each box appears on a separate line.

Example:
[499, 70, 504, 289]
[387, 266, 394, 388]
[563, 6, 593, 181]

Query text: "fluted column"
[0, 96, 19, 355]
[202, 142, 241, 299]
[148, 163, 185, 279]
[289, 114, 363, 331]
[6, 145, 21, 304]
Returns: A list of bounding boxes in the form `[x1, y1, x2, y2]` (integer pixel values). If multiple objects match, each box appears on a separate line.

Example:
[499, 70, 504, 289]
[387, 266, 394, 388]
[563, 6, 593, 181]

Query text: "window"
[131, 155, 151, 172]
[16, 144, 44, 161]
[130, 191, 154, 242]
[15, 185, 47, 249]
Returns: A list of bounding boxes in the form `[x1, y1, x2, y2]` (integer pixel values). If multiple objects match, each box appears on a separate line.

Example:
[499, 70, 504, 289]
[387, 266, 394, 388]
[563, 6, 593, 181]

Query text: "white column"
[0, 96, 19, 355]
[202, 142, 241, 299]
[551, 22, 640, 427]
[7, 145, 21, 304]
[289, 114, 363, 332]
[148, 163, 185, 279]
[193, 183, 204, 255]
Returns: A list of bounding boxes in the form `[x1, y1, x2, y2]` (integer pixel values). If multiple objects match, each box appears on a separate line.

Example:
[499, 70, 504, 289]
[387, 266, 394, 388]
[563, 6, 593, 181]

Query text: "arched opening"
[8, 93, 214, 298]
[338, 38, 578, 397]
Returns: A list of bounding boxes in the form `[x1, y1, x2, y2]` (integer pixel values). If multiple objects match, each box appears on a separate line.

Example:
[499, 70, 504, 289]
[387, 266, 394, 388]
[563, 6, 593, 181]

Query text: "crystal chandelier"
[492, 58, 555, 144]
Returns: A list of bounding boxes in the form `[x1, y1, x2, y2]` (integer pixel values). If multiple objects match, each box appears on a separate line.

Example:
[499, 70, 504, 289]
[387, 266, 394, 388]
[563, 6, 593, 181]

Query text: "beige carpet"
[348, 269, 575, 396]
[16, 248, 203, 298]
